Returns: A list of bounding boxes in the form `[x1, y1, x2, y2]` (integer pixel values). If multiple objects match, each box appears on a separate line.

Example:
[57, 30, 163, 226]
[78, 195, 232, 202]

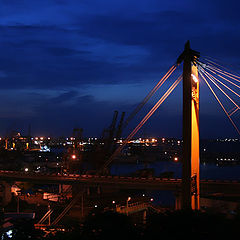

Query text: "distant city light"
[112, 200, 115, 204]
[174, 157, 178, 162]
[71, 154, 76, 159]
[25, 168, 29, 172]
[6, 229, 13, 238]
[40, 145, 50, 152]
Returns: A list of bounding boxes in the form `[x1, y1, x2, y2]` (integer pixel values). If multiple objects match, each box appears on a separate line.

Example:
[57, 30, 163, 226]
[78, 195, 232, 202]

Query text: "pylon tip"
[184, 40, 190, 50]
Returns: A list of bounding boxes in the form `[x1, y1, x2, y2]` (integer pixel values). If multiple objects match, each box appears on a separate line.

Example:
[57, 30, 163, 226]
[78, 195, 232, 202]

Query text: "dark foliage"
[144, 210, 240, 240]
[81, 210, 139, 240]
[2, 210, 240, 240]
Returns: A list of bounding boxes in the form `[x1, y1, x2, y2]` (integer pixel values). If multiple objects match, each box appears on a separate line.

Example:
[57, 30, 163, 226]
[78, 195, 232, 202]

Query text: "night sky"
[0, 0, 240, 138]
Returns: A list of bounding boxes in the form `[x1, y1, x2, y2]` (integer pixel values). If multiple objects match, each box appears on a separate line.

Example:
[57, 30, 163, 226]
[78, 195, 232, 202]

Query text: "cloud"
[0, 0, 239, 137]
[47, 47, 91, 57]
[50, 90, 79, 103]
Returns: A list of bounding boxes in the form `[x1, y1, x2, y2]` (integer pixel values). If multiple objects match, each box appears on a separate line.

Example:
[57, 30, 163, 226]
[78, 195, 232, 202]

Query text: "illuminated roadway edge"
[0, 170, 240, 194]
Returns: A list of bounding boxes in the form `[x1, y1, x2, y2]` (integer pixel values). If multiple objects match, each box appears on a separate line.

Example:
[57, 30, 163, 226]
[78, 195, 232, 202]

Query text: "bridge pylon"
[177, 41, 200, 210]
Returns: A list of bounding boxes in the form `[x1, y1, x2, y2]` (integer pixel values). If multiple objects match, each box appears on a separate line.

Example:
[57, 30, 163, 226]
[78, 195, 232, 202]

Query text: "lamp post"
[126, 197, 131, 216]
[17, 194, 19, 213]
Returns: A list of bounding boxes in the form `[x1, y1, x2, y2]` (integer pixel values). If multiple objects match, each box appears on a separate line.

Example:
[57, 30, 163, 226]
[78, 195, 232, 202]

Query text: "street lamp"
[126, 197, 131, 216]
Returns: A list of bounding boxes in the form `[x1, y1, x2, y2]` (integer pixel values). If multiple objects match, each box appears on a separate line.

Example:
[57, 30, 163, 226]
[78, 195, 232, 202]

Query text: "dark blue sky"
[0, 0, 239, 138]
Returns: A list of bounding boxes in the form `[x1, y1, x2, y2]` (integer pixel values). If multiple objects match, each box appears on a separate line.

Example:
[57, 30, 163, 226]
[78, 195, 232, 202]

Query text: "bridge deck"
[0, 170, 240, 194]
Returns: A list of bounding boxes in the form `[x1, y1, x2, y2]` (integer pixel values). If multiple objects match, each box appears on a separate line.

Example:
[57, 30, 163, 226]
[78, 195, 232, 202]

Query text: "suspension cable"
[199, 67, 240, 111]
[202, 69, 240, 115]
[204, 68, 240, 98]
[101, 75, 182, 171]
[203, 57, 240, 80]
[198, 62, 240, 90]
[201, 61, 240, 84]
[123, 64, 177, 129]
[229, 107, 239, 117]
[199, 69, 240, 136]
[198, 61, 240, 116]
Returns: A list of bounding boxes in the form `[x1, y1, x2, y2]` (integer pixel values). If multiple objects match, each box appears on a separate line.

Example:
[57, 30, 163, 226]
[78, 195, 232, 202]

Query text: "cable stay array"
[202, 56, 240, 80]
[199, 66, 240, 111]
[122, 64, 177, 129]
[101, 73, 182, 171]
[100, 55, 240, 171]
[197, 57, 240, 136]
[201, 58, 240, 84]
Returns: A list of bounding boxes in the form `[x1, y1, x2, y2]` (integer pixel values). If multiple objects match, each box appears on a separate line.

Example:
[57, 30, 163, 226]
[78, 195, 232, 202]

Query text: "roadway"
[1, 170, 240, 194]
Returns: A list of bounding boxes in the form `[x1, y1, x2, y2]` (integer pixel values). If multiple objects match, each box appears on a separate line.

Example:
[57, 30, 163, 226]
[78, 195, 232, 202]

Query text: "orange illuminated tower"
[178, 41, 200, 210]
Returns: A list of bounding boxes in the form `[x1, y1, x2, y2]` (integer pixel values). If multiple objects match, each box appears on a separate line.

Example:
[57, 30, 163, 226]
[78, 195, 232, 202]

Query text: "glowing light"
[191, 74, 198, 83]
[150, 198, 154, 202]
[127, 197, 131, 201]
[25, 168, 29, 172]
[174, 157, 178, 162]
[112, 200, 116, 204]
[94, 205, 98, 208]
[71, 154, 76, 159]
[6, 229, 13, 238]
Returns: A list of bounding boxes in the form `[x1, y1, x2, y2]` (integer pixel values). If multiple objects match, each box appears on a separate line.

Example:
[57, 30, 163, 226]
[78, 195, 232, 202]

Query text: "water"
[111, 161, 240, 207]
[111, 161, 240, 180]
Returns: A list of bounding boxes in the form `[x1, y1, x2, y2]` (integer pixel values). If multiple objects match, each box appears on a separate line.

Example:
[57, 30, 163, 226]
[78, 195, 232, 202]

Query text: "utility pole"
[177, 41, 200, 210]
[126, 197, 131, 216]
[81, 194, 84, 218]
[17, 194, 19, 213]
